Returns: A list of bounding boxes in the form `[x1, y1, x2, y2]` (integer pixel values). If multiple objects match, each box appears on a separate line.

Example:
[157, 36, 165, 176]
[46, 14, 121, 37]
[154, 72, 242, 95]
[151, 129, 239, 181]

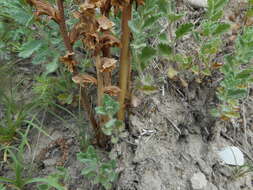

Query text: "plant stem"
[56, 0, 100, 143]
[56, 0, 73, 52]
[80, 88, 99, 141]
[95, 55, 104, 108]
[118, 3, 132, 121]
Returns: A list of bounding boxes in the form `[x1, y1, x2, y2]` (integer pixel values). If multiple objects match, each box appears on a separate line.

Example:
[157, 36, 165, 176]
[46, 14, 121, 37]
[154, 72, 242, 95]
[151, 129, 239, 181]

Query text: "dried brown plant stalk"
[117, 3, 132, 120]
[26, 0, 144, 148]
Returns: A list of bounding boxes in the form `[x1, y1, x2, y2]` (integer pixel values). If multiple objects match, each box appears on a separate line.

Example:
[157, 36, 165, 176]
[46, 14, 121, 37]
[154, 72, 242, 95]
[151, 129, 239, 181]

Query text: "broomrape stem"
[56, 0, 100, 142]
[95, 55, 104, 108]
[118, 3, 132, 121]
[94, 55, 109, 146]
[56, 0, 73, 52]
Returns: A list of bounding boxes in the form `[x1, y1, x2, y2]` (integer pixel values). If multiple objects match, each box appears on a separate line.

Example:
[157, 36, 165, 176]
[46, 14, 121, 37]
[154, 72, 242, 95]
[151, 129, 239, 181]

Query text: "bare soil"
[1, 0, 253, 190]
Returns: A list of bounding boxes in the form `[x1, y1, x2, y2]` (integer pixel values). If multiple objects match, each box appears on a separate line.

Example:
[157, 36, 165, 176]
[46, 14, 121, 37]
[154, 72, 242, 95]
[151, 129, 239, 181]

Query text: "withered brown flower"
[72, 74, 98, 86]
[97, 15, 115, 31]
[111, 0, 130, 9]
[27, 0, 61, 23]
[103, 86, 121, 96]
[83, 32, 100, 50]
[99, 33, 120, 48]
[136, 0, 145, 6]
[60, 52, 78, 73]
[69, 24, 81, 45]
[100, 57, 117, 72]
[89, 0, 107, 8]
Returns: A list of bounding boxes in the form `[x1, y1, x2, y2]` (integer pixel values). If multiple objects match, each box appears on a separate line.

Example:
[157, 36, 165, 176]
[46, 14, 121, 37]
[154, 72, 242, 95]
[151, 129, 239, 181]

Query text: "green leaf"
[167, 13, 184, 22]
[176, 23, 194, 39]
[223, 111, 240, 118]
[210, 108, 221, 117]
[95, 107, 107, 115]
[143, 14, 162, 29]
[214, 0, 228, 11]
[103, 183, 112, 190]
[31, 48, 49, 65]
[158, 33, 168, 44]
[235, 69, 253, 80]
[128, 20, 140, 34]
[213, 23, 230, 35]
[140, 47, 156, 63]
[111, 136, 118, 144]
[157, 0, 168, 13]
[208, 0, 215, 13]
[81, 165, 97, 176]
[210, 10, 223, 21]
[137, 84, 158, 93]
[227, 89, 247, 99]
[103, 95, 120, 116]
[77, 146, 98, 163]
[158, 43, 172, 57]
[37, 184, 50, 190]
[18, 40, 42, 58]
[201, 68, 211, 76]
[45, 56, 59, 75]
[104, 119, 117, 129]
[26, 177, 66, 190]
[0, 184, 6, 190]
[192, 31, 201, 42]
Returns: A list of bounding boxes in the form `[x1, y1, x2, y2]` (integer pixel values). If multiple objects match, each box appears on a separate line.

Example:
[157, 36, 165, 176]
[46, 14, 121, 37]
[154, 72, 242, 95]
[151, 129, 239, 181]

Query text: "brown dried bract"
[89, 0, 107, 8]
[136, 0, 145, 6]
[69, 23, 81, 45]
[72, 74, 98, 86]
[103, 86, 121, 96]
[100, 57, 117, 72]
[111, 0, 130, 9]
[97, 15, 115, 31]
[83, 32, 99, 50]
[100, 33, 120, 48]
[27, 0, 61, 23]
[80, 1, 96, 11]
[60, 52, 78, 72]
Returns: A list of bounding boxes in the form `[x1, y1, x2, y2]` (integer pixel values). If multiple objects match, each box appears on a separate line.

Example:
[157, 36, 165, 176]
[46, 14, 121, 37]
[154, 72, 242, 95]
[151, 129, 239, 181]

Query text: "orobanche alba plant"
[24, 0, 144, 147]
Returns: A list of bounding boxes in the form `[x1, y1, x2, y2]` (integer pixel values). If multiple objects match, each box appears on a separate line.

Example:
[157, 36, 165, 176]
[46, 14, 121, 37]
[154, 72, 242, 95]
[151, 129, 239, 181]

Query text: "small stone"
[187, 0, 208, 8]
[190, 172, 207, 190]
[43, 158, 57, 166]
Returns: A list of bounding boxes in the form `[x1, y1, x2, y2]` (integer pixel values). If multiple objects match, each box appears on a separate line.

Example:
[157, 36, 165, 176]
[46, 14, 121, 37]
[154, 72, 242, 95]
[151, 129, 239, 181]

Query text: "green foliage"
[0, 0, 34, 59]
[77, 146, 117, 190]
[0, 127, 32, 189]
[181, 0, 229, 79]
[0, 184, 6, 190]
[18, 40, 43, 59]
[207, 0, 229, 21]
[95, 95, 119, 117]
[129, 0, 174, 91]
[95, 95, 125, 143]
[0, 0, 63, 74]
[175, 23, 194, 39]
[0, 129, 68, 190]
[0, 86, 38, 144]
[33, 74, 75, 107]
[29, 167, 69, 190]
[213, 27, 253, 119]
[232, 163, 253, 179]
